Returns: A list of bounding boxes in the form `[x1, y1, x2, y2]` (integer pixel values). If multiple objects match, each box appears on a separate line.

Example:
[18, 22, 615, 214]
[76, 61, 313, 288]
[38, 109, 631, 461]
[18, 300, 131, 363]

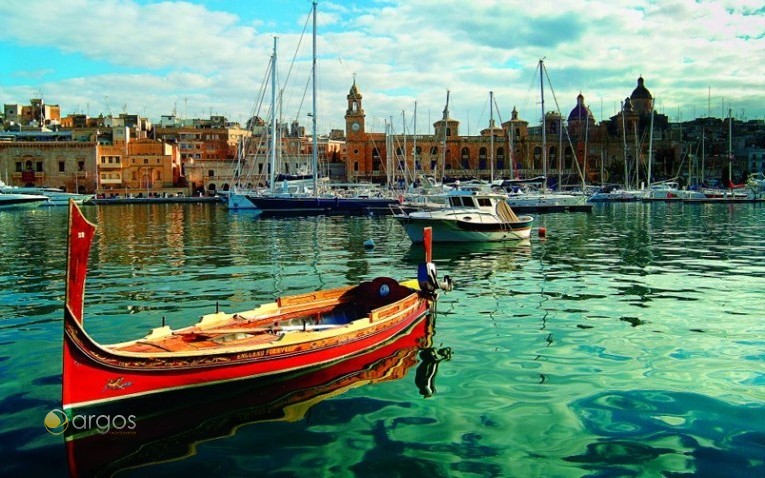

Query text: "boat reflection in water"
[65, 314, 450, 477]
[403, 238, 532, 280]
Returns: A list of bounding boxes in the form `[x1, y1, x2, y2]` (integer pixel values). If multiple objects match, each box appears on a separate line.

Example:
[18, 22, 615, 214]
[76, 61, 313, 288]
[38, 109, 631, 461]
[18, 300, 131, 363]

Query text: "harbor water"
[1, 202, 764, 477]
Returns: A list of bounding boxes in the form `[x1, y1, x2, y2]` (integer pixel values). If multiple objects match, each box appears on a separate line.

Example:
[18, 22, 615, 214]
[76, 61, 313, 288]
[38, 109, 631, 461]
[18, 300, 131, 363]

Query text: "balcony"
[99, 162, 122, 170]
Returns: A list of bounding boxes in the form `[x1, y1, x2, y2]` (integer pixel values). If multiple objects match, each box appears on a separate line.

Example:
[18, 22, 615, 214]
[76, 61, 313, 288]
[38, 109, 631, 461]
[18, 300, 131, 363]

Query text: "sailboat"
[687, 109, 753, 202]
[245, 1, 398, 216]
[504, 59, 591, 213]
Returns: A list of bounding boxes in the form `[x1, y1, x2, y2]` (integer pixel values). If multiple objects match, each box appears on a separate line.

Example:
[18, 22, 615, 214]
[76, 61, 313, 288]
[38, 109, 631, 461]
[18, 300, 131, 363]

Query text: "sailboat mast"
[540, 59, 547, 191]
[621, 102, 628, 189]
[269, 37, 278, 193]
[385, 122, 392, 186]
[402, 110, 408, 186]
[413, 101, 418, 181]
[311, 0, 318, 196]
[647, 106, 654, 187]
[489, 91, 494, 184]
[633, 121, 640, 188]
[508, 109, 514, 179]
[728, 108, 733, 185]
[441, 90, 449, 182]
[582, 108, 588, 191]
[701, 123, 706, 185]
[558, 106, 563, 190]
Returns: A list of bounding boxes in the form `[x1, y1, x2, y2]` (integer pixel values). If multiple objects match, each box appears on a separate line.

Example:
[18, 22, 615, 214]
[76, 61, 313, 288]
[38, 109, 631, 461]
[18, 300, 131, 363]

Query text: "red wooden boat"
[66, 314, 446, 477]
[62, 200, 448, 411]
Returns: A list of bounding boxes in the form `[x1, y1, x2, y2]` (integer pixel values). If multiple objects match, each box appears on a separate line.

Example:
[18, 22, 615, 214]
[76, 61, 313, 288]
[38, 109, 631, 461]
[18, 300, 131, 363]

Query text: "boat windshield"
[449, 196, 477, 208]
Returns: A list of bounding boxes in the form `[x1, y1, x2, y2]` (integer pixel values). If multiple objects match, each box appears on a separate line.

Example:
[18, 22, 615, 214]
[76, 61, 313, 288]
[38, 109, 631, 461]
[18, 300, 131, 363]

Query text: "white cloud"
[0, 0, 763, 132]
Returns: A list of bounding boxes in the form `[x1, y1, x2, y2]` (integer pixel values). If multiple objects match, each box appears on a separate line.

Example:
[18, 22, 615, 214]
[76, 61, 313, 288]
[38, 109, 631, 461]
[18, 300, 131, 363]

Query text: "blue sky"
[1, 0, 764, 135]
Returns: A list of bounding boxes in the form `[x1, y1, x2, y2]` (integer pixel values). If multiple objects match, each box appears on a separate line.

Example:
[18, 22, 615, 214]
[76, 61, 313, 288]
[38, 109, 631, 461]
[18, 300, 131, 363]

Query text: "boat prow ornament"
[417, 227, 455, 298]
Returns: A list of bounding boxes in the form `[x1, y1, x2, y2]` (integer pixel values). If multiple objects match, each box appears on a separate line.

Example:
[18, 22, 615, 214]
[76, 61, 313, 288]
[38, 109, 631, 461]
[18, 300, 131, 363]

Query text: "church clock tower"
[345, 77, 367, 181]
[345, 77, 365, 137]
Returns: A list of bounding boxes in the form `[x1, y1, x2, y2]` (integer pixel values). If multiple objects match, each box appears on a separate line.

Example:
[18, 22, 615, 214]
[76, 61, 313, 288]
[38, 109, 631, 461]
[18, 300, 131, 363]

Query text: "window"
[78, 161, 85, 171]
[59, 161, 65, 172]
[15, 162, 22, 172]
[208, 170, 215, 178]
[36, 162, 43, 172]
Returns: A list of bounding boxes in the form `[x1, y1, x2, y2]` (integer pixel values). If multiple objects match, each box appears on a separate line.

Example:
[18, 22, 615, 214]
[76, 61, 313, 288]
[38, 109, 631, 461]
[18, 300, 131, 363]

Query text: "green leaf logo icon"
[44, 409, 69, 435]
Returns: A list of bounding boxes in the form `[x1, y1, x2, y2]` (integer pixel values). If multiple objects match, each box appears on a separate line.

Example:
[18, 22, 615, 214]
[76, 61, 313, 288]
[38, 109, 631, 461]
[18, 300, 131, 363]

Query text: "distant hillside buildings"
[2, 77, 765, 195]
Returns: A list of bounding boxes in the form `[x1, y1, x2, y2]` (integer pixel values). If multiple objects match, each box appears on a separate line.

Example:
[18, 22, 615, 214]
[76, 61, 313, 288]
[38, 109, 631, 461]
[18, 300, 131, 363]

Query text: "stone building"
[0, 132, 97, 193]
[342, 76, 721, 188]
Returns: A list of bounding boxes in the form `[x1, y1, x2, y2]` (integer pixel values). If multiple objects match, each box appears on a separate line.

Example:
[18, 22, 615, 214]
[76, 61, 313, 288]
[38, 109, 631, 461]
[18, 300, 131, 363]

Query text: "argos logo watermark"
[44, 409, 137, 435]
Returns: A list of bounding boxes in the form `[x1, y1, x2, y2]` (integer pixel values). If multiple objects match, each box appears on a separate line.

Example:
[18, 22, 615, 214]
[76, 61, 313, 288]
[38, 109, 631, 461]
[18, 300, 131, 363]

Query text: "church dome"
[630, 77, 652, 100]
[567, 93, 593, 122]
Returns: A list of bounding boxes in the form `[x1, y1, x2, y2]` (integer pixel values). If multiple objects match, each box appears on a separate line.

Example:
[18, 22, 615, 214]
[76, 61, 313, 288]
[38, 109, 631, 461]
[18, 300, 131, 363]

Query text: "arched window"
[533, 146, 542, 169]
[478, 147, 487, 170]
[549, 146, 558, 170]
[565, 147, 574, 169]
[462, 147, 471, 170]
[496, 147, 505, 169]
[372, 148, 382, 171]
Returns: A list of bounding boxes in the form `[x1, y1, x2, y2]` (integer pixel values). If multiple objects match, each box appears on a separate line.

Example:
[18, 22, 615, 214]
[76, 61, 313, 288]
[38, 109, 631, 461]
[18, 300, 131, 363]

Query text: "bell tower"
[345, 75, 365, 136]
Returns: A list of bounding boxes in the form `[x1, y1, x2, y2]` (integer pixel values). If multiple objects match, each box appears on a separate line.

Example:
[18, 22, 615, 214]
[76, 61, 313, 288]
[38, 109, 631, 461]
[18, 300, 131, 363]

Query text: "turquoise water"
[1, 203, 764, 477]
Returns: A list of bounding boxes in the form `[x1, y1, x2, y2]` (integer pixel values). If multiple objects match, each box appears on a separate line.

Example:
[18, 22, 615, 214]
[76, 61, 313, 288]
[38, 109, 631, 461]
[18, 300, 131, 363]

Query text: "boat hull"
[505, 193, 586, 207]
[0, 194, 48, 209]
[63, 293, 430, 410]
[245, 195, 399, 216]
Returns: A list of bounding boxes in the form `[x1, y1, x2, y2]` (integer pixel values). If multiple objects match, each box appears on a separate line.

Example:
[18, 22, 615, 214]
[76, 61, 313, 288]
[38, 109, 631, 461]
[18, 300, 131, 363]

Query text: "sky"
[1, 0, 764, 136]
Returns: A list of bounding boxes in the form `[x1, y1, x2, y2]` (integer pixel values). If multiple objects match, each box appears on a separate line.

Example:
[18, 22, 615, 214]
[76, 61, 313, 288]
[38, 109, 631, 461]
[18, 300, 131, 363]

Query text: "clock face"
[351, 121, 360, 132]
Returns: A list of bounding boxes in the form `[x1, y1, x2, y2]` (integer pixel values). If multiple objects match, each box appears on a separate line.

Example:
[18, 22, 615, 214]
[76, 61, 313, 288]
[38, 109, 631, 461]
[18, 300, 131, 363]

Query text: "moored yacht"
[0, 192, 49, 209]
[0, 181, 91, 206]
[393, 189, 533, 243]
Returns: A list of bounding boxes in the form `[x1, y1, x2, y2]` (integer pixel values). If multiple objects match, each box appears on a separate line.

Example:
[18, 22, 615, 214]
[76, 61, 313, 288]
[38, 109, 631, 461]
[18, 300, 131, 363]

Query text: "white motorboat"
[393, 189, 533, 243]
[0, 192, 49, 209]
